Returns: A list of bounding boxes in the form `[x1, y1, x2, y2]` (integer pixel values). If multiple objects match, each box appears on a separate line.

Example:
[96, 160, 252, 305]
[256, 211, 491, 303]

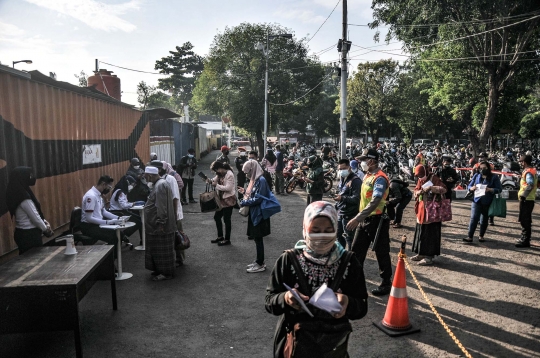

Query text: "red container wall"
[0, 71, 149, 257]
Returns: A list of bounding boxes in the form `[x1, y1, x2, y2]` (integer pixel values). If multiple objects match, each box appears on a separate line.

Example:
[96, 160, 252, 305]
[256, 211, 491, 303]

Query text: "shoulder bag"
[199, 184, 222, 213]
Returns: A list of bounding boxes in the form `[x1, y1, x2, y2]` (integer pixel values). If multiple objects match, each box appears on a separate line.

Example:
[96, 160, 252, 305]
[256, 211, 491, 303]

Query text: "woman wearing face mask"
[109, 175, 144, 244]
[207, 161, 237, 246]
[464, 161, 502, 243]
[265, 201, 368, 358]
[239, 160, 272, 272]
[411, 165, 447, 266]
[5, 167, 54, 255]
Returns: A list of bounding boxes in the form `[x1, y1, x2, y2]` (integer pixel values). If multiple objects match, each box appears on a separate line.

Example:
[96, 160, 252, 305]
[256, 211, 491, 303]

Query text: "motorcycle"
[286, 168, 306, 193]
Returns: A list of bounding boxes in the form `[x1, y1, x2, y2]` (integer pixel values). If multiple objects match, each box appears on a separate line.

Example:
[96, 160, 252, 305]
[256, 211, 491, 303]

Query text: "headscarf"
[265, 149, 276, 165]
[414, 164, 426, 178]
[5, 167, 43, 219]
[113, 175, 136, 201]
[242, 160, 264, 198]
[162, 161, 183, 190]
[295, 201, 344, 265]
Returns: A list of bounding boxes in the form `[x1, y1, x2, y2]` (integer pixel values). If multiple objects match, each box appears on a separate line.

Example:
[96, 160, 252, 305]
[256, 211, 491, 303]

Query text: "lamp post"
[256, 32, 292, 155]
[12, 60, 32, 68]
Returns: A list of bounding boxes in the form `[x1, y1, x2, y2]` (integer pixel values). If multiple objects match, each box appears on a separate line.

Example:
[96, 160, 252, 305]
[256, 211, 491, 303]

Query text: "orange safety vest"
[359, 169, 389, 216]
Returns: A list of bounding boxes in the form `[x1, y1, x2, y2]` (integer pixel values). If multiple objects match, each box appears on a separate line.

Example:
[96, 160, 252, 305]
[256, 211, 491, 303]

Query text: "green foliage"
[74, 70, 88, 87]
[136, 81, 156, 109]
[519, 86, 540, 138]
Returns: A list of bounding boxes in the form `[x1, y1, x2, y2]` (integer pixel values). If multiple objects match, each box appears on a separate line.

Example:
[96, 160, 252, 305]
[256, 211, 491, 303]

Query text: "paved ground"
[1, 150, 540, 357]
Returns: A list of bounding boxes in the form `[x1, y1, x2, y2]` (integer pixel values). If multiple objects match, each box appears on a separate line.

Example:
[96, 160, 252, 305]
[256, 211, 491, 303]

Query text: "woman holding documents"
[411, 165, 447, 266]
[464, 161, 502, 243]
[265, 201, 368, 358]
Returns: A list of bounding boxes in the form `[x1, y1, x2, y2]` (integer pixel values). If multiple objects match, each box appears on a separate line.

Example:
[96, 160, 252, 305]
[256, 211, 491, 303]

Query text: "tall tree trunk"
[478, 71, 500, 152]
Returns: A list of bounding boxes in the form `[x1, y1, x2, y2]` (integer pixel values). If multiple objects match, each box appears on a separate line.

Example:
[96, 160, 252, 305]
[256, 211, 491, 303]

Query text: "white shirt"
[81, 186, 118, 225]
[15, 199, 47, 231]
[163, 174, 183, 221]
[109, 189, 133, 211]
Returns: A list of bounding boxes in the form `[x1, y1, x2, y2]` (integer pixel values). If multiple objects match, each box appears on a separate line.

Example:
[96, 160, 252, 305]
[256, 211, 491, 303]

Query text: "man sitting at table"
[79, 175, 125, 253]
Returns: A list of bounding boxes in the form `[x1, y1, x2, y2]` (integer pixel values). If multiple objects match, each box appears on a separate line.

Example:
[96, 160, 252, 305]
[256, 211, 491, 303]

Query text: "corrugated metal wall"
[150, 119, 206, 165]
[0, 70, 150, 257]
[198, 127, 209, 154]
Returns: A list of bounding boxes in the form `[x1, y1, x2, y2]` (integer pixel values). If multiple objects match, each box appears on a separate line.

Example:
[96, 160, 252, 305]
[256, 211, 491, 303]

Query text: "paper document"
[309, 283, 342, 314]
[283, 283, 314, 317]
[474, 184, 487, 198]
[421, 180, 433, 190]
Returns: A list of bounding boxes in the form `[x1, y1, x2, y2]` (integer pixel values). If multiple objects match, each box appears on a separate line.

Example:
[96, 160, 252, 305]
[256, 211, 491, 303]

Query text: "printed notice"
[83, 144, 102, 165]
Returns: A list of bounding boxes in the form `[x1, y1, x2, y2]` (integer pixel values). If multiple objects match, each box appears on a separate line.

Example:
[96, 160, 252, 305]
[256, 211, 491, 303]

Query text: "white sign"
[83, 144, 102, 165]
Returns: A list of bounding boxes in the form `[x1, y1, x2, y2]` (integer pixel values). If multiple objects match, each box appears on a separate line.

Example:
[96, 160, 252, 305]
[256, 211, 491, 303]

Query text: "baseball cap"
[221, 145, 230, 151]
[356, 148, 379, 161]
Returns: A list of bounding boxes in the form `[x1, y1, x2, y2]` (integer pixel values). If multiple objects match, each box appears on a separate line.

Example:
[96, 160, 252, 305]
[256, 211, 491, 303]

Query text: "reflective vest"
[360, 169, 389, 216]
[518, 167, 538, 201]
[416, 153, 426, 165]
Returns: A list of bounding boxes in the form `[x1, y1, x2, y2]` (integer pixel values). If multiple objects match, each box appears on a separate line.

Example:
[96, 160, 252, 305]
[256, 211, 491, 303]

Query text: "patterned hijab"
[295, 201, 345, 265]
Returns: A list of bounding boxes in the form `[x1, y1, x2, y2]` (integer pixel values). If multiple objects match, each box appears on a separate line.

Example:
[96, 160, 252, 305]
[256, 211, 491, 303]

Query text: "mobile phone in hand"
[198, 172, 208, 180]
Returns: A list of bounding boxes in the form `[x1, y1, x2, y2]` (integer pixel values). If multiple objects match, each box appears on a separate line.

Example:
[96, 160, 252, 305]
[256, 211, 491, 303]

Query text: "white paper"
[309, 283, 342, 314]
[421, 180, 433, 190]
[474, 184, 487, 198]
[283, 283, 314, 317]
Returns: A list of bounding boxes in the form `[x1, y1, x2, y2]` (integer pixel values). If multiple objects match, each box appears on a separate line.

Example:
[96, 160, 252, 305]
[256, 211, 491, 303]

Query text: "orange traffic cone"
[374, 235, 421, 337]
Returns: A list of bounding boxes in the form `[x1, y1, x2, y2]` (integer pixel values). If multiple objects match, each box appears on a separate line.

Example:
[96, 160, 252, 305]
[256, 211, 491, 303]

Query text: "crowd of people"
[4, 140, 538, 357]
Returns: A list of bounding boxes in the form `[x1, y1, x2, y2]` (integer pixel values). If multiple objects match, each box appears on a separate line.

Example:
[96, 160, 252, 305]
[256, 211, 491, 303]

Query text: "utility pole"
[263, 31, 269, 156]
[339, 0, 349, 159]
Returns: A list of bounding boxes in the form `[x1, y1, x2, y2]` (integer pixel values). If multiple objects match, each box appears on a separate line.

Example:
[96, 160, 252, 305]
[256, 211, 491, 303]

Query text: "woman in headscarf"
[109, 175, 144, 244]
[5, 167, 53, 254]
[265, 201, 368, 358]
[239, 159, 272, 273]
[411, 164, 447, 266]
[261, 148, 278, 174]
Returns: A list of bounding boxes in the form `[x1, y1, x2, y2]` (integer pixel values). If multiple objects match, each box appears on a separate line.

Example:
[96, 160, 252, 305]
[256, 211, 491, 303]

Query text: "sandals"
[152, 274, 172, 281]
[418, 258, 434, 266]
[410, 255, 424, 262]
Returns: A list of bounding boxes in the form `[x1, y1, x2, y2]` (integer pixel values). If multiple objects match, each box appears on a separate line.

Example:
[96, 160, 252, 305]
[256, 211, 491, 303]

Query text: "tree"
[519, 85, 540, 139]
[371, 0, 540, 151]
[191, 23, 325, 153]
[155, 42, 205, 112]
[345, 59, 400, 143]
[136, 81, 156, 109]
[74, 70, 88, 87]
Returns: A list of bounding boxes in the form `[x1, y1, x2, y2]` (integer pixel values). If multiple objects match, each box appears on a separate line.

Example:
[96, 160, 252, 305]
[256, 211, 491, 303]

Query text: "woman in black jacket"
[265, 201, 368, 358]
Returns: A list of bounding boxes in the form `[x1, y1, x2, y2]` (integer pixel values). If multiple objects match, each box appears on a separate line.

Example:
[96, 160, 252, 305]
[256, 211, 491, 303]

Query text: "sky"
[0, 0, 402, 107]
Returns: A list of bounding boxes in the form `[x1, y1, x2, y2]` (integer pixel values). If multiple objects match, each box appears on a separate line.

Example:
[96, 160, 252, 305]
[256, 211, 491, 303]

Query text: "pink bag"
[440, 197, 452, 222]
[425, 195, 442, 223]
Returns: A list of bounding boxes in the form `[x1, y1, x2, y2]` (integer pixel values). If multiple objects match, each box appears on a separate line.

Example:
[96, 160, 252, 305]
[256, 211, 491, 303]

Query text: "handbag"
[488, 195, 507, 218]
[439, 195, 452, 222]
[239, 206, 250, 217]
[174, 231, 191, 250]
[199, 185, 222, 213]
[424, 194, 442, 223]
[257, 191, 282, 220]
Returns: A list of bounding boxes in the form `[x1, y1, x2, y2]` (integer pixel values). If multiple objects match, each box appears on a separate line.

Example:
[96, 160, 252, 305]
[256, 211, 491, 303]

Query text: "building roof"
[197, 122, 224, 131]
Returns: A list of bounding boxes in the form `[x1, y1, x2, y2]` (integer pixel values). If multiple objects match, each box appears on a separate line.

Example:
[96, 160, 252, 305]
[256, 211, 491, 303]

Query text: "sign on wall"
[82, 144, 102, 165]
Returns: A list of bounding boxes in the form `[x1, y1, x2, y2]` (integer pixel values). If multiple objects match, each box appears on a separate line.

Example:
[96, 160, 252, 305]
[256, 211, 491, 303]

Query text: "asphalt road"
[1, 150, 539, 357]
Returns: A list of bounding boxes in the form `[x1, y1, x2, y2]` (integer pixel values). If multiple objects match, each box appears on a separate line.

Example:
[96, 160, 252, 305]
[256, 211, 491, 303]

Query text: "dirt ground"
[1, 150, 539, 358]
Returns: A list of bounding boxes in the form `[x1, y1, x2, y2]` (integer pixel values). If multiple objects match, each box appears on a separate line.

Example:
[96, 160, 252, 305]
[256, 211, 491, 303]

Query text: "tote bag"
[199, 185, 222, 213]
[488, 196, 507, 218]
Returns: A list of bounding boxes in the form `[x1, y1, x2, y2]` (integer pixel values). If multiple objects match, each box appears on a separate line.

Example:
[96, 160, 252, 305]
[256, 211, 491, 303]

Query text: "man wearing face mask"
[303, 154, 325, 205]
[80, 175, 124, 252]
[347, 149, 392, 296]
[516, 154, 538, 248]
[216, 145, 231, 165]
[178, 148, 198, 205]
[440, 157, 459, 202]
[334, 159, 362, 250]
[235, 147, 249, 200]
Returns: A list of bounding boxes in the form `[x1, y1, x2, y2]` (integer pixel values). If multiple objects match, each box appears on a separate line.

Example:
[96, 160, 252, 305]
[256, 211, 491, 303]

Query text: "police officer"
[334, 158, 362, 250]
[347, 149, 392, 296]
[516, 154, 537, 248]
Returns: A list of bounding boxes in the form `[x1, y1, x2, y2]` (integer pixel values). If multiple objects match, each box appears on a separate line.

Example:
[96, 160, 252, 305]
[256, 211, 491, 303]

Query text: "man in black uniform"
[178, 148, 197, 204]
[321, 143, 332, 161]
[334, 159, 362, 249]
[235, 147, 249, 200]
[439, 156, 459, 202]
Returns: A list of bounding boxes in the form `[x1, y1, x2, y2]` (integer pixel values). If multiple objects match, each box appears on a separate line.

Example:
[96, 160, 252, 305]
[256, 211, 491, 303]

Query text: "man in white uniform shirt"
[79, 175, 124, 253]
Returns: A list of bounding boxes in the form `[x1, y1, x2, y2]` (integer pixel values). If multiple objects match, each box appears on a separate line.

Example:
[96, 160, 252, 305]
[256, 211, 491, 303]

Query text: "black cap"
[356, 148, 379, 161]
[150, 160, 164, 169]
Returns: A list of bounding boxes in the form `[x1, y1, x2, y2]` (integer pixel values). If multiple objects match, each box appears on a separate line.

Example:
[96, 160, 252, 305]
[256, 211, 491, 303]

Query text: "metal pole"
[95, 59, 99, 72]
[340, 0, 348, 159]
[264, 31, 269, 156]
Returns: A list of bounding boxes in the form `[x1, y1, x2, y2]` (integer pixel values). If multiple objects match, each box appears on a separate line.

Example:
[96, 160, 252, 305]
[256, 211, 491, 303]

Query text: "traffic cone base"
[373, 320, 421, 337]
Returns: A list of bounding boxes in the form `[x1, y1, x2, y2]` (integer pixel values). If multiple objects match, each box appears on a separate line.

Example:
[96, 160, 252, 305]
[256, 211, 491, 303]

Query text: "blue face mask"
[339, 169, 349, 178]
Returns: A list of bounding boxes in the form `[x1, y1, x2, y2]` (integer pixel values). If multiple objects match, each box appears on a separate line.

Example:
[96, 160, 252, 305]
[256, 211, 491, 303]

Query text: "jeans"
[394, 194, 412, 224]
[337, 215, 355, 250]
[275, 171, 285, 194]
[254, 237, 264, 265]
[468, 202, 490, 238]
[214, 206, 233, 240]
[519, 200, 535, 240]
[181, 178, 194, 201]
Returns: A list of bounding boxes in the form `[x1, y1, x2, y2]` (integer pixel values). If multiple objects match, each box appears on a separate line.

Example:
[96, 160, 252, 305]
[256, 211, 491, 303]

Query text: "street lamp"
[255, 32, 292, 155]
[12, 60, 32, 68]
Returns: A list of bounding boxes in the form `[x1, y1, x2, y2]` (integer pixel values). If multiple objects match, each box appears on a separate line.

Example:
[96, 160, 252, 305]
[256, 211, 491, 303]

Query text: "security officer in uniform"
[516, 154, 538, 248]
[235, 147, 249, 200]
[347, 148, 392, 296]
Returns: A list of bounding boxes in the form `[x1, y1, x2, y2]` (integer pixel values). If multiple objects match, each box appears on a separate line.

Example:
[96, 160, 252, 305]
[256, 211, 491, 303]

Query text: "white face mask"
[133, 165, 140, 170]
[128, 185, 134, 192]
[360, 161, 369, 172]
[187, 154, 194, 158]
[305, 232, 336, 255]
[147, 182, 154, 189]
[339, 169, 349, 178]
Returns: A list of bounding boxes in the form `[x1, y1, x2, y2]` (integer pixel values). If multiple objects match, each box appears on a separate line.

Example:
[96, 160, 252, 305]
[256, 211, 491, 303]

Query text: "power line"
[99, 60, 162, 75]
[270, 73, 332, 106]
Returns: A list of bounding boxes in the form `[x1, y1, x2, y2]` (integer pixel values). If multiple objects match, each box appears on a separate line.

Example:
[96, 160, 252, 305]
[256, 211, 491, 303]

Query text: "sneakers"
[246, 261, 266, 268]
[478, 236, 486, 242]
[211, 237, 225, 244]
[462, 237, 473, 243]
[418, 257, 434, 266]
[372, 281, 392, 296]
[246, 263, 266, 273]
[515, 240, 531, 248]
[217, 239, 231, 246]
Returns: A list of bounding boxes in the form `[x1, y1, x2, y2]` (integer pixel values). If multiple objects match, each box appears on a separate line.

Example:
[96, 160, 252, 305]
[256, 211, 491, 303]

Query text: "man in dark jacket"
[178, 148, 197, 205]
[274, 145, 285, 195]
[440, 156, 460, 201]
[387, 178, 412, 228]
[235, 147, 249, 200]
[334, 159, 362, 249]
[303, 155, 325, 205]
